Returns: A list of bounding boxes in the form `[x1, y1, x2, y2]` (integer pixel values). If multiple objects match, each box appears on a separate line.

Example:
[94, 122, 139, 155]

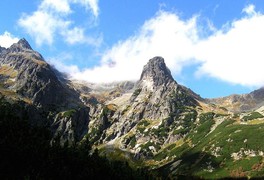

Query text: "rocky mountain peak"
[139, 56, 175, 89]
[18, 38, 32, 49]
[9, 38, 32, 52]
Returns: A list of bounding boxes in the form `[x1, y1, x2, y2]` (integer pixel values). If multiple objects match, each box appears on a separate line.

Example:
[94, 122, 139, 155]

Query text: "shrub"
[62, 109, 76, 118]
[242, 112, 264, 121]
[132, 88, 142, 97]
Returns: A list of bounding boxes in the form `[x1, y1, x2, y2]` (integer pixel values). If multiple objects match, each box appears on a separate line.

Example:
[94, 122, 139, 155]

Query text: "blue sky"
[1, 0, 264, 98]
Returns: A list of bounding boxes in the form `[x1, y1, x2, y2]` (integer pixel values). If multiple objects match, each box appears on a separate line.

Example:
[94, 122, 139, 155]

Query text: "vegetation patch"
[138, 119, 150, 127]
[187, 112, 215, 145]
[129, 135, 137, 148]
[87, 127, 101, 144]
[248, 119, 264, 125]
[242, 112, 264, 121]
[152, 126, 168, 137]
[0, 65, 18, 78]
[61, 109, 76, 118]
[132, 88, 142, 97]
[140, 141, 157, 150]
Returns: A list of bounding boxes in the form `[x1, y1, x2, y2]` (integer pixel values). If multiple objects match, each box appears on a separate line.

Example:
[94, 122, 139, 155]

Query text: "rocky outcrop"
[52, 107, 90, 146]
[0, 39, 83, 109]
[127, 56, 198, 120]
[87, 56, 200, 158]
[0, 39, 89, 145]
[10, 38, 33, 51]
[139, 56, 174, 89]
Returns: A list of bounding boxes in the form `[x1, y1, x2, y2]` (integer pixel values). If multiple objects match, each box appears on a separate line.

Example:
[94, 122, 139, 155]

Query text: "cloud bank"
[0, 32, 19, 48]
[61, 4, 264, 88]
[73, 11, 199, 82]
[18, 0, 101, 46]
[195, 4, 264, 86]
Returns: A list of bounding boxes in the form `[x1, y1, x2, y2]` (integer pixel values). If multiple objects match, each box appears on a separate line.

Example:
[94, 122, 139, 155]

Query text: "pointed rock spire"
[139, 56, 175, 88]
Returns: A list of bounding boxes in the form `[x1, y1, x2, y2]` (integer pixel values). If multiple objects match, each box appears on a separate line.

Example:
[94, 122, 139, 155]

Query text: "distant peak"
[9, 38, 32, 52]
[139, 56, 175, 87]
[17, 38, 32, 50]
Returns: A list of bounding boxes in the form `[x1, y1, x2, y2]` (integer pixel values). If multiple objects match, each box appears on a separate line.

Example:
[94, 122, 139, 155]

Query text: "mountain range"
[1, 39, 264, 179]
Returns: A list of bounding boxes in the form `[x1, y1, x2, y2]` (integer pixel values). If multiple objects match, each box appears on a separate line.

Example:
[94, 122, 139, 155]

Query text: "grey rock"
[9, 38, 32, 52]
[91, 56, 200, 153]
[139, 56, 174, 87]
[52, 107, 90, 146]
[0, 39, 80, 108]
[0, 39, 89, 144]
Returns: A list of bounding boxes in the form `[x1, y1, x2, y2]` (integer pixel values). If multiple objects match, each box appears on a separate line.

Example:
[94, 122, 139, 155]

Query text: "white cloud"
[49, 60, 80, 75]
[19, 11, 69, 45]
[47, 53, 80, 75]
[72, 11, 200, 83]
[18, 0, 100, 46]
[61, 27, 88, 45]
[73, 0, 99, 18]
[242, 4, 257, 16]
[40, 0, 71, 14]
[87, 0, 99, 17]
[61, 27, 103, 46]
[58, 4, 264, 88]
[195, 4, 264, 87]
[0, 31, 19, 48]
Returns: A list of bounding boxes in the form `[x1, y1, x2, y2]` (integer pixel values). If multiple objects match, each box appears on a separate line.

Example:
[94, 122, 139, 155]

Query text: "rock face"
[129, 56, 198, 119]
[87, 56, 200, 158]
[0, 39, 89, 144]
[0, 38, 77, 108]
[139, 56, 174, 89]
[10, 38, 33, 51]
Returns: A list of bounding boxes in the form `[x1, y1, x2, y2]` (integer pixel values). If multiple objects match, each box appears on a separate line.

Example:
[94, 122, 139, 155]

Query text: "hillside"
[1, 39, 264, 179]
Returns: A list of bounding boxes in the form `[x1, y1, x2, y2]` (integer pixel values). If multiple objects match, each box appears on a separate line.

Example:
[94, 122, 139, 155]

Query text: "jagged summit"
[139, 56, 175, 88]
[9, 38, 32, 52]
[0, 38, 80, 108]
[17, 38, 32, 49]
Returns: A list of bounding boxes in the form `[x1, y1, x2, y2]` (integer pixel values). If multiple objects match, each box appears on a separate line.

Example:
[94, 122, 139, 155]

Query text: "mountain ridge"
[208, 87, 264, 112]
[2, 39, 264, 179]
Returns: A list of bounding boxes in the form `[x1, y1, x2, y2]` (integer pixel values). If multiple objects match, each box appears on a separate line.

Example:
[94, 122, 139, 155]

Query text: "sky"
[1, 0, 264, 98]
